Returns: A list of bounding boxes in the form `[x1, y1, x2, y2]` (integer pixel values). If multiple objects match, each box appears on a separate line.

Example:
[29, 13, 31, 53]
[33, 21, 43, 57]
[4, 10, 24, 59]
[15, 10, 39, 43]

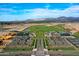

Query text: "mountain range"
[28, 17, 79, 23]
[0, 17, 79, 24]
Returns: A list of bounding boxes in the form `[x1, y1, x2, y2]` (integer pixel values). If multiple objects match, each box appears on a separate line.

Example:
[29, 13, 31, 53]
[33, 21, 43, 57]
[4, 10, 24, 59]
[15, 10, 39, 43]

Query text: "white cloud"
[64, 5, 79, 13]
[24, 5, 79, 20]
[24, 8, 63, 19]
[0, 5, 79, 21]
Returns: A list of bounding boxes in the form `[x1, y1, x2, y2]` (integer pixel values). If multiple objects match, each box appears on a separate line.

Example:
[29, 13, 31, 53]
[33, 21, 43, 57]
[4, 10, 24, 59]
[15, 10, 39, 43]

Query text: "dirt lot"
[64, 23, 79, 33]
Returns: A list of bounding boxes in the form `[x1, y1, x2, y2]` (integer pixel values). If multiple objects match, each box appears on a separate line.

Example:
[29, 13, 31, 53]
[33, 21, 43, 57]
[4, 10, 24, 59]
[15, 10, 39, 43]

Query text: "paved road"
[35, 38, 44, 56]
[32, 38, 49, 56]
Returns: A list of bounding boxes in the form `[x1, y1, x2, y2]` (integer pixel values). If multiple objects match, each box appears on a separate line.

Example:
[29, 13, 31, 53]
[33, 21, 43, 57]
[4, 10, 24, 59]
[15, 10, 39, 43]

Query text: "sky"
[0, 3, 79, 21]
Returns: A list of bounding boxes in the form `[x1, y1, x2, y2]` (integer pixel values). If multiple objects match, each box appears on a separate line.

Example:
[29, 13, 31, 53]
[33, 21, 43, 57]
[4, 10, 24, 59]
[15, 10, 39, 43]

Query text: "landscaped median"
[31, 37, 37, 49]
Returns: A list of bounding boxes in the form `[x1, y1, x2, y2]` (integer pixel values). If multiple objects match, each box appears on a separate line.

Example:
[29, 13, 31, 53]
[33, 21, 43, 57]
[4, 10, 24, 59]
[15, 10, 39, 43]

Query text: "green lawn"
[28, 25, 65, 37]
[29, 25, 65, 32]
[28, 25, 65, 48]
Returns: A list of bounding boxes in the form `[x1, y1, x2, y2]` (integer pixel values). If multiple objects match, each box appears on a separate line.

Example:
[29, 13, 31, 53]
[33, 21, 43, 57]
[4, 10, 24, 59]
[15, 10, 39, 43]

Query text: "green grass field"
[29, 25, 65, 37]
